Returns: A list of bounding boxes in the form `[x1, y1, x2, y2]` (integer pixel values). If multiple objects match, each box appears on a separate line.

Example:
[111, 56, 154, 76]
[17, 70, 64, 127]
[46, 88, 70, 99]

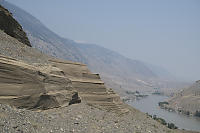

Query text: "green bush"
[195, 110, 200, 117]
[158, 101, 169, 107]
[150, 114, 178, 129]
[167, 123, 178, 129]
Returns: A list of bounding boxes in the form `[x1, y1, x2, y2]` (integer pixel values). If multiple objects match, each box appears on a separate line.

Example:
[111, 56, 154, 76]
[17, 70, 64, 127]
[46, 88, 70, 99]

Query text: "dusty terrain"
[165, 80, 200, 115]
[0, 3, 198, 133]
[0, 29, 177, 132]
[0, 103, 181, 133]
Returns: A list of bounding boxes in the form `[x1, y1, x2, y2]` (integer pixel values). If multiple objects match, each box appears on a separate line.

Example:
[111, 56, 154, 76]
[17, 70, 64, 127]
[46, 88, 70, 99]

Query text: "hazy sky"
[6, 0, 200, 81]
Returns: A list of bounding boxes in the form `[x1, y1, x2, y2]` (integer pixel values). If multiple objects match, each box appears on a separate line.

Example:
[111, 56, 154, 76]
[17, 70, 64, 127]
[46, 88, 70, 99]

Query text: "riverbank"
[127, 95, 200, 132]
[122, 90, 149, 102]
[159, 101, 200, 118]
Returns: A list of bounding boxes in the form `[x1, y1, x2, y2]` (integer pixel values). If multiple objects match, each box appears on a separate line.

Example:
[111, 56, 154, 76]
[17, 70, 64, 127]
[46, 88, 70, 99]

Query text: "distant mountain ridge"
[1, 1, 182, 94]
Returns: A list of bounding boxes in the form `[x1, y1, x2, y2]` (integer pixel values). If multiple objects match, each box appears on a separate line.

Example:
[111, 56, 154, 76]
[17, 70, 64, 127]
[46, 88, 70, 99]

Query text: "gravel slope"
[0, 103, 178, 133]
[0, 30, 49, 64]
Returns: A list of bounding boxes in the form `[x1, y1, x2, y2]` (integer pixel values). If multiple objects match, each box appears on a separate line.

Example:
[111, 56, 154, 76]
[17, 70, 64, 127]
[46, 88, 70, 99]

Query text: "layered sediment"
[49, 59, 129, 114]
[0, 55, 81, 109]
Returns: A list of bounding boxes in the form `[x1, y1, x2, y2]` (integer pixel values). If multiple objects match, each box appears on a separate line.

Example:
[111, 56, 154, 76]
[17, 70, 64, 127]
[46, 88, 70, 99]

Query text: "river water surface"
[127, 95, 200, 132]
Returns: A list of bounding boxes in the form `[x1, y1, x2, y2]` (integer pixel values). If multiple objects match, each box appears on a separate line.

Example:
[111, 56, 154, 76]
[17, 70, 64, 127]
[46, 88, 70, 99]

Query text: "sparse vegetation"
[167, 123, 178, 129]
[158, 101, 169, 107]
[194, 110, 200, 117]
[152, 91, 164, 95]
[125, 91, 136, 95]
[146, 114, 178, 130]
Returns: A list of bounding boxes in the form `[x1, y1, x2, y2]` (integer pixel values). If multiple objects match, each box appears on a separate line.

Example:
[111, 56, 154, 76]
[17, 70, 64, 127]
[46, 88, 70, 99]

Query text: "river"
[126, 95, 200, 132]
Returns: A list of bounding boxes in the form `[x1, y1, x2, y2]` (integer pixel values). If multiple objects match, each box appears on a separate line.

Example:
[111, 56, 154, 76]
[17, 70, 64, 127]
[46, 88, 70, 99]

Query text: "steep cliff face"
[0, 4, 31, 47]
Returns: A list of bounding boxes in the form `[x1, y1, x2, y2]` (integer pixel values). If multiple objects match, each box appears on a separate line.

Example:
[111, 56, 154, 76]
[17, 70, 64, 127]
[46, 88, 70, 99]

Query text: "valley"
[0, 0, 199, 133]
[0, 0, 188, 97]
[127, 94, 200, 132]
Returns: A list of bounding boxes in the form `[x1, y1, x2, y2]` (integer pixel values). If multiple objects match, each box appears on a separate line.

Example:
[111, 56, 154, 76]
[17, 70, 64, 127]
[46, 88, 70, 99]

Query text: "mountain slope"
[0, 29, 186, 133]
[0, 4, 30, 46]
[0, 1, 180, 95]
[0, 3, 195, 133]
[166, 80, 200, 115]
[0, 5, 80, 109]
[0, 0, 86, 63]
[0, 4, 124, 113]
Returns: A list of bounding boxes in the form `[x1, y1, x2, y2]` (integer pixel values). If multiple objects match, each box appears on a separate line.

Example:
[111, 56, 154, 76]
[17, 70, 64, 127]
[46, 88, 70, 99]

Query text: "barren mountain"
[0, 9, 124, 114]
[0, 3, 197, 133]
[0, 3, 124, 113]
[164, 80, 200, 116]
[0, 0, 185, 96]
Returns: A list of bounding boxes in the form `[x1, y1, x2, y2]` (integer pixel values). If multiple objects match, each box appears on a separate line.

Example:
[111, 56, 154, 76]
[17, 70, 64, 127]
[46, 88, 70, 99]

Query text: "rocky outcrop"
[0, 52, 128, 113]
[0, 4, 31, 47]
[0, 55, 81, 109]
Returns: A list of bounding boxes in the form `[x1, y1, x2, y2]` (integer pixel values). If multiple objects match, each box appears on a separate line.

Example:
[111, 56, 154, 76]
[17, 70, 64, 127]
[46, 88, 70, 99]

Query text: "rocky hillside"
[0, 27, 127, 113]
[164, 80, 200, 116]
[0, 103, 182, 133]
[0, 4, 124, 113]
[0, 52, 179, 133]
[0, 28, 80, 109]
[0, 4, 197, 133]
[0, 0, 184, 96]
[0, 4, 31, 46]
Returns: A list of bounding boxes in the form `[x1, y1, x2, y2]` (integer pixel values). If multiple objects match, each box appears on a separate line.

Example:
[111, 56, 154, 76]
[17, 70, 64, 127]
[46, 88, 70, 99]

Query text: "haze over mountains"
[5, 0, 200, 82]
[0, 4, 189, 132]
[0, 0, 188, 95]
[0, 1, 199, 132]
